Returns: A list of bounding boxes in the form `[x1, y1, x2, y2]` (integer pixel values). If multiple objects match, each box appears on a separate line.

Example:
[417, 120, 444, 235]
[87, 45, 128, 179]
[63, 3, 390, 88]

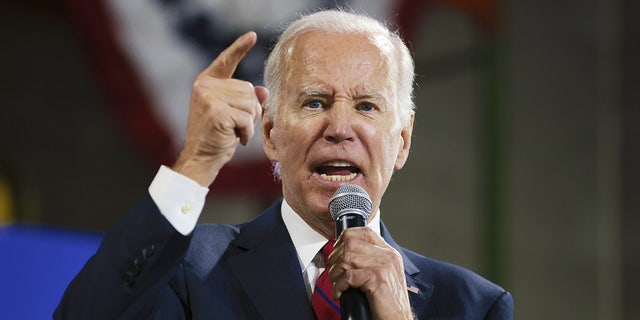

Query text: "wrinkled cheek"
[380, 138, 400, 165]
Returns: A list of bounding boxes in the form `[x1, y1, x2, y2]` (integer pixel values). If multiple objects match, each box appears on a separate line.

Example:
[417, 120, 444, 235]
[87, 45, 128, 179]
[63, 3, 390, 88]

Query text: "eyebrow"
[297, 88, 331, 99]
[354, 91, 386, 102]
[297, 88, 387, 102]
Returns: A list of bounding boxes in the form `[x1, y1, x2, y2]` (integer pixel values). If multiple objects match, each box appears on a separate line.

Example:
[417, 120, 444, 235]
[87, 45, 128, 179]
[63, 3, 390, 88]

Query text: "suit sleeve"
[484, 291, 514, 320]
[54, 194, 193, 319]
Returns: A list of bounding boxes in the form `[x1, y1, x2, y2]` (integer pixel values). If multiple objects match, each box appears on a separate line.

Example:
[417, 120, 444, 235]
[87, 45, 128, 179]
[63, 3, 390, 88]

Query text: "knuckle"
[241, 80, 255, 92]
[381, 249, 403, 270]
[192, 78, 204, 91]
[364, 227, 379, 242]
[192, 76, 211, 93]
[389, 248, 403, 263]
[342, 237, 357, 250]
[218, 53, 231, 69]
[345, 268, 355, 283]
[242, 111, 256, 127]
[341, 237, 351, 250]
[342, 251, 355, 264]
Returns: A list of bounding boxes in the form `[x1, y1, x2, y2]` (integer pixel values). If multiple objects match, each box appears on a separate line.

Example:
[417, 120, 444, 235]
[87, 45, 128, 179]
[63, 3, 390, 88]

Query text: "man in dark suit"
[55, 10, 513, 319]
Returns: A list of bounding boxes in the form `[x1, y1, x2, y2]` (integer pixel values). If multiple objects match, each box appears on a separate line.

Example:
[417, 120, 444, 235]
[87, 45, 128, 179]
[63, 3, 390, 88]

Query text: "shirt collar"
[280, 198, 381, 272]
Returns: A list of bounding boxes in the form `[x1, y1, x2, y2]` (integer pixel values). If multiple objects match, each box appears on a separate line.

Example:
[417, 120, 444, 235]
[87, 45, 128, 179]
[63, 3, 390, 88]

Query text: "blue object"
[0, 223, 102, 319]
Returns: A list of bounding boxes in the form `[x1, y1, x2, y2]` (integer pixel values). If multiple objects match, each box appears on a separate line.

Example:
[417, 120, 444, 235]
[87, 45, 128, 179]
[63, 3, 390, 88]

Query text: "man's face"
[262, 31, 413, 237]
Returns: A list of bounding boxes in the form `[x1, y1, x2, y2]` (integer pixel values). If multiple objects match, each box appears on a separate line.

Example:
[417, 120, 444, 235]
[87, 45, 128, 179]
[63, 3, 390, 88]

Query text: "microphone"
[329, 184, 372, 320]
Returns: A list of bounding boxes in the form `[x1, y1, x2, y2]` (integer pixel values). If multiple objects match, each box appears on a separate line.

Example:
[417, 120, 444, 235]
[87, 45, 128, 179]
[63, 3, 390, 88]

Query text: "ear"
[394, 112, 414, 170]
[262, 110, 278, 162]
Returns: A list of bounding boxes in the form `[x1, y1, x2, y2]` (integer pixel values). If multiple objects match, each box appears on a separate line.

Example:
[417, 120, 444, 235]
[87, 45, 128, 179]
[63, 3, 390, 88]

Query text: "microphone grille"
[329, 184, 372, 221]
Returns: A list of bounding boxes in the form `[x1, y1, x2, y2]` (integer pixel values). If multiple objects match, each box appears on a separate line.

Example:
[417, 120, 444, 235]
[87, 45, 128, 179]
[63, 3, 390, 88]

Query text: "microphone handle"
[336, 214, 372, 320]
[335, 214, 366, 235]
[341, 288, 372, 320]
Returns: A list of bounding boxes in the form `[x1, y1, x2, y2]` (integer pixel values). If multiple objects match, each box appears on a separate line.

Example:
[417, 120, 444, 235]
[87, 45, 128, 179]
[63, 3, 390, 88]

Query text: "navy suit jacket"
[55, 194, 513, 319]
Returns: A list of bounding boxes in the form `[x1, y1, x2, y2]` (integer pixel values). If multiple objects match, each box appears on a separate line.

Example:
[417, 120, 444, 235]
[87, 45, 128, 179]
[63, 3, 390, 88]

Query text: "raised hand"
[173, 31, 268, 187]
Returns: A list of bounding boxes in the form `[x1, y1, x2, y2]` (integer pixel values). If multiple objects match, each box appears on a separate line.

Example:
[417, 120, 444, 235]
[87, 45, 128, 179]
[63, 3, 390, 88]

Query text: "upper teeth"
[326, 161, 354, 167]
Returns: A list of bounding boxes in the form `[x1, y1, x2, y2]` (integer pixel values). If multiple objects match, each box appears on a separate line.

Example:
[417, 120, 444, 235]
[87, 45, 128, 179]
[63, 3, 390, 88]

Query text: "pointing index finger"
[204, 31, 257, 79]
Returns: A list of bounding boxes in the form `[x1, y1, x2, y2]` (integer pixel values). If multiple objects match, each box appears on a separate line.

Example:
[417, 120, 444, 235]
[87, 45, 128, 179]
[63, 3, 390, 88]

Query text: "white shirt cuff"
[148, 165, 209, 235]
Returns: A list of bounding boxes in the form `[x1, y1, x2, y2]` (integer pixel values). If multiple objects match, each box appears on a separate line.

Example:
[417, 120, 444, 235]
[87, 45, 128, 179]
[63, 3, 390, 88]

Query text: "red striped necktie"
[312, 241, 341, 319]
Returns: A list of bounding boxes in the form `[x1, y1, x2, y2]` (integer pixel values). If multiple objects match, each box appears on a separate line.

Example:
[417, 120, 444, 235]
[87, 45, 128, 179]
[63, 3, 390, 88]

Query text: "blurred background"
[0, 0, 638, 319]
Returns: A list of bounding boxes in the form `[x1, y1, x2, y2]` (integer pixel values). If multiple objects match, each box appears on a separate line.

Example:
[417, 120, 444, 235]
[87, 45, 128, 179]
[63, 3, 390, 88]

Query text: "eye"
[357, 102, 376, 112]
[305, 100, 323, 109]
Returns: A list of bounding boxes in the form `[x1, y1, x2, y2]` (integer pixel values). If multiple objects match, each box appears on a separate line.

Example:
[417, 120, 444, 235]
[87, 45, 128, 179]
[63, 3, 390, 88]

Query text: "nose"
[323, 103, 355, 143]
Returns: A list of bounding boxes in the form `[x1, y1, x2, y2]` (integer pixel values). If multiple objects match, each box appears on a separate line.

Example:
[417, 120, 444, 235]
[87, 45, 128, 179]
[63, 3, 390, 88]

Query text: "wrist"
[172, 154, 225, 187]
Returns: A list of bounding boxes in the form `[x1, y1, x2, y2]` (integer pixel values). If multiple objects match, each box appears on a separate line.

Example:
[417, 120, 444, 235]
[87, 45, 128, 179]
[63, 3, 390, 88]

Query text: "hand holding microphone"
[328, 185, 414, 320]
[329, 185, 373, 320]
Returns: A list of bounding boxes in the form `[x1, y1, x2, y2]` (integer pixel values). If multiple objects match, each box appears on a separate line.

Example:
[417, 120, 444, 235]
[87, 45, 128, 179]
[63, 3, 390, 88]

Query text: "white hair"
[263, 9, 416, 125]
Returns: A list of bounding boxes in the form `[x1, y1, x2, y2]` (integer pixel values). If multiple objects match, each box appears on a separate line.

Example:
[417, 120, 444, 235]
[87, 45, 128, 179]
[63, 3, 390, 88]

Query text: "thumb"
[254, 86, 269, 106]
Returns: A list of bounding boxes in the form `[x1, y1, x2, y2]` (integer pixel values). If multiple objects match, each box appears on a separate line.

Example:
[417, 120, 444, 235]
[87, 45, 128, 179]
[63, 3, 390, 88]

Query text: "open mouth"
[315, 161, 360, 181]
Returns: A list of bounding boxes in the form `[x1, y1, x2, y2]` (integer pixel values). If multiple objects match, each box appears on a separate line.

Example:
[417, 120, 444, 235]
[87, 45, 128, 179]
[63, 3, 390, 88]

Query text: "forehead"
[283, 31, 393, 94]
[287, 31, 387, 67]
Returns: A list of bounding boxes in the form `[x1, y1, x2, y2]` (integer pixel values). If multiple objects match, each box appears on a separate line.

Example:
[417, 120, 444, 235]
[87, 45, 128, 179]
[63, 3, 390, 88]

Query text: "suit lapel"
[380, 222, 433, 316]
[229, 200, 315, 319]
